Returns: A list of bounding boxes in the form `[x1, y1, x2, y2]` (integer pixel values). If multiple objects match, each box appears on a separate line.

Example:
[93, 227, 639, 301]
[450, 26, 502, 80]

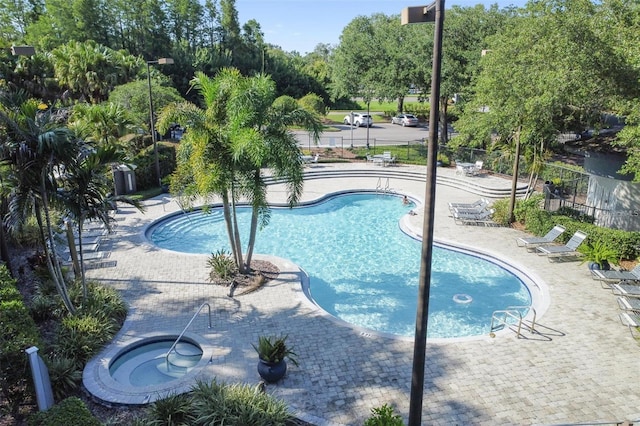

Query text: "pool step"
[166, 343, 203, 370]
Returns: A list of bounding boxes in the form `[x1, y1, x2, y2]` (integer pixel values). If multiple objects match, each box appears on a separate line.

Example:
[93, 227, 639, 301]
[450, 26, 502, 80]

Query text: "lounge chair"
[470, 160, 483, 176]
[382, 152, 396, 166]
[301, 154, 319, 165]
[617, 296, 640, 313]
[59, 249, 108, 264]
[454, 205, 489, 214]
[535, 230, 587, 260]
[619, 312, 640, 337]
[453, 208, 495, 226]
[591, 263, 640, 283]
[611, 283, 640, 298]
[516, 225, 566, 250]
[448, 198, 489, 213]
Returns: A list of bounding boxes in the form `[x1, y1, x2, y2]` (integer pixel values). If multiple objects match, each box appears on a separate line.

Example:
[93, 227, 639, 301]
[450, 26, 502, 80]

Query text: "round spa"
[109, 337, 203, 387]
[83, 332, 213, 405]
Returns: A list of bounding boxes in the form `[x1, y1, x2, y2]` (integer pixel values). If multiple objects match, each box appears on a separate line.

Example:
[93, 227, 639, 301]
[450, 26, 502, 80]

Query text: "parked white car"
[343, 113, 373, 127]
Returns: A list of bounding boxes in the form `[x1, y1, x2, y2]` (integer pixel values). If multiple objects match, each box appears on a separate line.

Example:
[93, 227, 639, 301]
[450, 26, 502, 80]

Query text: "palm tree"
[58, 143, 143, 299]
[0, 97, 78, 313]
[158, 68, 321, 273]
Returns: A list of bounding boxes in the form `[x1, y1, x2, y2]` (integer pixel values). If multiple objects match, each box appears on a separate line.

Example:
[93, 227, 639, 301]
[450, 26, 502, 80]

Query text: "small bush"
[145, 392, 193, 425]
[490, 198, 511, 226]
[30, 293, 57, 322]
[189, 379, 292, 425]
[207, 249, 237, 282]
[513, 194, 544, 224]
[54, 314, 117, 366]
[45, 356, 82, 401]
[77, 282, 127, 323]
[364, 404, 404, 426]
[27, 396, 101, 426]
[437, 152, 450, 167]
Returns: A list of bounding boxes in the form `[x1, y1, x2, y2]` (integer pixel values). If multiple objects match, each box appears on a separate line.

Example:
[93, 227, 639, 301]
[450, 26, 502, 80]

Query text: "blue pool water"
[148, 193, 531, 338]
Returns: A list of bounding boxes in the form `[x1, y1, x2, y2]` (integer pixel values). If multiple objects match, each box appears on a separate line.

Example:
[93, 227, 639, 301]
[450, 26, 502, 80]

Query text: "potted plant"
[252, 335, 298, 383]
[580, 241, 619, 271]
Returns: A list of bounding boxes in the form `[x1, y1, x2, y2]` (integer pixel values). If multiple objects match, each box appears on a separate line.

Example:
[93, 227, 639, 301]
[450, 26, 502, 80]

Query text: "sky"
[235, 0, 529, 55]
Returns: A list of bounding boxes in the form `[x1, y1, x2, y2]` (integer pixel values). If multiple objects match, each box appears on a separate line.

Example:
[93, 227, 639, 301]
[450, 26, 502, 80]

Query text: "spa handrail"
[166, 302, 212, 370]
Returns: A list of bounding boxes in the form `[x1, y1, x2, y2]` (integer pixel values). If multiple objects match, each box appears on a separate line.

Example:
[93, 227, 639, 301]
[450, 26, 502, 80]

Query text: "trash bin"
[113, 165, 137, 195]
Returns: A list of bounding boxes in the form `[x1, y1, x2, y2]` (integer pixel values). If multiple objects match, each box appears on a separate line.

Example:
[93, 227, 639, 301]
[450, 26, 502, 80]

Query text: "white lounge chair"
[617, 296, 640, 313]
[453, 208, 495, 226]
[536, 230, 587, 260]
[619, 312, 640, 338]
[611, 283, 640, 298]
[516, 225, 566, 250]
[382, 152, 396, 166]
[471, 160, 483, 175]
[448, 198, 489, 213]
[591, 264, 640, 283]
[301, 154, 319, 165]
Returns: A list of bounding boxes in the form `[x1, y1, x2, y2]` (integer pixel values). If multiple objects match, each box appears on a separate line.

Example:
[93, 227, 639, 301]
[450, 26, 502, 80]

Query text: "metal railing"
[490, 306, 536, 338]
[166, 302, 212, 370]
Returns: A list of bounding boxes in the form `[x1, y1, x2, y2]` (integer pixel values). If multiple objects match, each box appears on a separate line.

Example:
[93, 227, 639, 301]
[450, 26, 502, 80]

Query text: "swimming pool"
[148, 192, 532, 338]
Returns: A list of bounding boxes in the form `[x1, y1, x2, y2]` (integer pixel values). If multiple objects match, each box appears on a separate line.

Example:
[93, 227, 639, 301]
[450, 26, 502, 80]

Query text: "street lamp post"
[401, 2, 445, 425]
[350, 111, 354, 148]
[147, 57, 174, 189]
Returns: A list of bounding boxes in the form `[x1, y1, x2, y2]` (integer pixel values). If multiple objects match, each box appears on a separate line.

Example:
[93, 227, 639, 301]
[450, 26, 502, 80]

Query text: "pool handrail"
[166, 302, 212, 371]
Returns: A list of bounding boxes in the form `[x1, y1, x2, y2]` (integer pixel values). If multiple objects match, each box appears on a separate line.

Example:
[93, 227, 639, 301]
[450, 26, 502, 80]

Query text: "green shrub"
[364, 404, 404, 426]
[513, 194, 544, 224]
[490, 198, 511, 226]
[77, 282, 127, 324]
[27, 396, 101, 426]
[54, 314, 117, 366]
[145, 392, 193, 425]
[189, 379, 292, 425]
[45, 356, 82, 401]
[437, 152, 450, 167]
[0, 263, 42, 414]
[298, 93, 326, 116]
[30, 293, 57, 322]
[207, 249, 237, 282]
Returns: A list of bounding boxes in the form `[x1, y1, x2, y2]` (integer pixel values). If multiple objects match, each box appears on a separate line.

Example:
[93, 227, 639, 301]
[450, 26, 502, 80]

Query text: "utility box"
[113, 164, 137, 195]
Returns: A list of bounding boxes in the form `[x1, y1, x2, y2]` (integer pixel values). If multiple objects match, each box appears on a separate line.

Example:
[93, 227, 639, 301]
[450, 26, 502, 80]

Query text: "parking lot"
[294, 121, 455, 150]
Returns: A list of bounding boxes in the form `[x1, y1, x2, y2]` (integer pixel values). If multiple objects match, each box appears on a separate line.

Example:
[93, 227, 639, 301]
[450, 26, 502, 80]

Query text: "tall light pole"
[147, 57, 174, 189]
[401, 2, 444, 425]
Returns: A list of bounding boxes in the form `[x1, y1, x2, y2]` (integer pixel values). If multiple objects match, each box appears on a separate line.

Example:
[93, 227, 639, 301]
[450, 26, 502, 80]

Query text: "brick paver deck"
[84, 163, 640, 425]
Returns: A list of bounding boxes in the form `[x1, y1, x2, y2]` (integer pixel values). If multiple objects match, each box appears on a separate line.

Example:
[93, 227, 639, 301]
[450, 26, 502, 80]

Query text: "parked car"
[343, 113, 373, 127]
[391, 113, 419, 127]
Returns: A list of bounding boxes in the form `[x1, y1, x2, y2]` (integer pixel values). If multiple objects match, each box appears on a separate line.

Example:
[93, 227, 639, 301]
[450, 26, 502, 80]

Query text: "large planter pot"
[257, 359, 287, 383]
[588, 261, 611, 271]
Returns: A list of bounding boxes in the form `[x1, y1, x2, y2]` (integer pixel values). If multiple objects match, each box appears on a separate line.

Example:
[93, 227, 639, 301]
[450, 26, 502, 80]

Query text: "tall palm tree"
[158, 68, 321, 273]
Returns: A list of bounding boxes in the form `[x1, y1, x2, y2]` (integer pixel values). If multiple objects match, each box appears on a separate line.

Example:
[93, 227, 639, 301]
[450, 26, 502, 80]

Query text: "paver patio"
[84, 163, 640, 425]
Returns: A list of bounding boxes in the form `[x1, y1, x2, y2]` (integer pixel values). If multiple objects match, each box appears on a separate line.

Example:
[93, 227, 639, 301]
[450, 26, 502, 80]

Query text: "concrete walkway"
[84, 163, 640, 426]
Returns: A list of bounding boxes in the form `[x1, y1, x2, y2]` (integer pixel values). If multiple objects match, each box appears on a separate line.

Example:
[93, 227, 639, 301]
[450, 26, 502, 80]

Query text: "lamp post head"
[11, 46, 36, 56]
[147, 57, 174, 66]
[401, 2, 437, 25]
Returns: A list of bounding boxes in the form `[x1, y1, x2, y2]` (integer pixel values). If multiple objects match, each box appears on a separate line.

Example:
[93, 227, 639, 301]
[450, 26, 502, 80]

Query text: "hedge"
[27, 396, 100, 426]
[0, 263, 43, 414]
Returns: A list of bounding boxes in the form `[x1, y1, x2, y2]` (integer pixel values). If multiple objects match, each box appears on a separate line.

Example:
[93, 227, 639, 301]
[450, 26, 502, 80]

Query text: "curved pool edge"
[399, 210, 550, 340]
[83, 331, 215, 405]
[141, 190, 547, 343]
